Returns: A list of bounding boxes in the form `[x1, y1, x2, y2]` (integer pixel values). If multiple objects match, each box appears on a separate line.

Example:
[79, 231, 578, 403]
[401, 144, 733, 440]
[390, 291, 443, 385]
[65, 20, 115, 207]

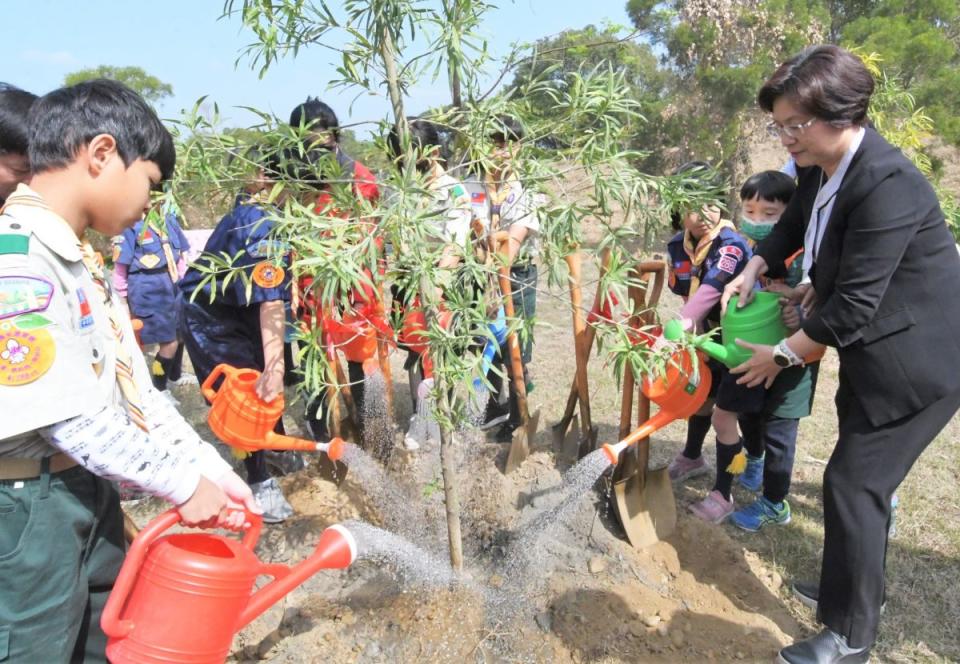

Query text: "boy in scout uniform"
[0, 80, 259, 663]
[112, 197, 191, 391]
[476, 116, 541, 441]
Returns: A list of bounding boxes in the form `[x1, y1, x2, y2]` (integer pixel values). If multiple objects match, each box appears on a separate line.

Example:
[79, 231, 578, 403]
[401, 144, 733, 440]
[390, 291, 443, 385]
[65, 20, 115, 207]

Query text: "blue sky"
[4, 1, 631, 136]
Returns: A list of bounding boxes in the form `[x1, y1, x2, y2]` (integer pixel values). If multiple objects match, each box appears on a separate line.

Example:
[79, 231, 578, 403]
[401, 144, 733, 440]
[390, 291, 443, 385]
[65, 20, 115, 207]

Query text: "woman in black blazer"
[724, 45, 960, 664]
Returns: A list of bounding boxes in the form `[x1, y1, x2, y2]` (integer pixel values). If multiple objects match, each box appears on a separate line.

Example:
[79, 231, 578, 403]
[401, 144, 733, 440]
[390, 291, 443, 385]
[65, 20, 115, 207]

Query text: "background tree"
[64, 65, 174, 105]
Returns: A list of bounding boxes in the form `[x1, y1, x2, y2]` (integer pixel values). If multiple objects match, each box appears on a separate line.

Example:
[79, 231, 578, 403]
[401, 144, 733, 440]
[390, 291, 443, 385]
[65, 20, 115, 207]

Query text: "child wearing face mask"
[729, 170, 823, 532]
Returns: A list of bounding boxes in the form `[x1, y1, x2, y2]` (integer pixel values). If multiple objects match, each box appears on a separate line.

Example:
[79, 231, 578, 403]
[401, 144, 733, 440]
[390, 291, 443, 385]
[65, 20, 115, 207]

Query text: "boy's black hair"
[28, 79, 175, 180]
[489, 114, 524, 143]
[739, 170, 795, 205]
[669, 160, 724, 231]
[387, 116, 442, 172]
[0, 84, 38, 155]
[289, 97, 340, 141]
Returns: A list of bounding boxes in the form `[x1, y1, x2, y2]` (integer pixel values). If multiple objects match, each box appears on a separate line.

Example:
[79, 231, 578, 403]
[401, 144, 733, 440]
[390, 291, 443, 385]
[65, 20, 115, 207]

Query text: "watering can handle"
[101, 508, 263, 639]
[101, 509, 181, 638]
[201, 363, 233, 403]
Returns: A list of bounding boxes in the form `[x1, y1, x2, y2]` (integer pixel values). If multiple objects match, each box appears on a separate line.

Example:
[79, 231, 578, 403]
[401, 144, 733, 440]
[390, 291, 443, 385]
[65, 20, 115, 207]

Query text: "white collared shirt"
[802, 127, 866, 277]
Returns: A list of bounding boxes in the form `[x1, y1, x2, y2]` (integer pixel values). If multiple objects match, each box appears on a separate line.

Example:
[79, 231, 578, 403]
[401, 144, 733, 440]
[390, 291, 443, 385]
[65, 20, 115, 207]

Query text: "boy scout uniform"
[0, 184, 136, 662]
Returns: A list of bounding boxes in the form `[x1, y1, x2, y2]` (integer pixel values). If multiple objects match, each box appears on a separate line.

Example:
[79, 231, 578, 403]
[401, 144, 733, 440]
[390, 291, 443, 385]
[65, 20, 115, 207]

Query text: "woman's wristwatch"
[772, 339, 804, 368]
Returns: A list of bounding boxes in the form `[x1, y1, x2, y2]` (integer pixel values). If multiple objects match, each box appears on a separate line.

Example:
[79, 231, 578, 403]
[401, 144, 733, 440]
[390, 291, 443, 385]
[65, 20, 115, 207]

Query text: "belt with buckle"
[0, 453, 80, 481]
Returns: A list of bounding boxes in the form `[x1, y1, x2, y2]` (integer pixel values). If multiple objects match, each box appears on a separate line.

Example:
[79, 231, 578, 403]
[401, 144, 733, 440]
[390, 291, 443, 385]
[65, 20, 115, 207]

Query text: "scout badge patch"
[0, 318, 56, 386]
[0, 275, 54, 320]
[252, 262, 285, 288]
[138, 253, 162, 269]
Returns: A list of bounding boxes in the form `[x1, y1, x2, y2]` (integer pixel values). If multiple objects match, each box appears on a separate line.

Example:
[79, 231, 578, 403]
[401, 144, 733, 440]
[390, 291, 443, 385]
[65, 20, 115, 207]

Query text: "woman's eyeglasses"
[766, 117, 817, 139]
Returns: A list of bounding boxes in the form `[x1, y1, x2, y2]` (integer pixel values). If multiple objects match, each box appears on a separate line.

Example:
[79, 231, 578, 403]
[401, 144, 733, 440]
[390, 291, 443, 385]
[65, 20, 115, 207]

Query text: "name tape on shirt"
[0, 275, 55, 320]
[0, 320, 56, 386]
[252, 262, 286, 289]
[247, 239, 289, 259]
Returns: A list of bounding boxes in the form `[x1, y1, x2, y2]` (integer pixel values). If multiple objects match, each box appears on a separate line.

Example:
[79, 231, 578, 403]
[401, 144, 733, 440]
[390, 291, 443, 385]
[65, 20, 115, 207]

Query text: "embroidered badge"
[138, 253, 161, 269]
[140, 229, 156, 244]
[112, 244, 122, 263]
[717, 255, 738, 275]
[0, 321, 55, 386]
[506, 192, 516, 204]
[252, 262, 285, 289]
[471, 191, 486, 204]
[76, 288, 95, 329]
[0, 275, 54, 320]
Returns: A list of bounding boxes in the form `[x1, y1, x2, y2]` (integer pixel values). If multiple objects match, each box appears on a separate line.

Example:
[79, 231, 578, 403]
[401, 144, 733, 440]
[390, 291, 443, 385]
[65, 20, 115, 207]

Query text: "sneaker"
[250, 478, 294, 524]
[668, 453, 710, 482]
[480, 401, 510, 431]
[738, 453, 764, 492]
[494, 421, 519, 443]
[730, 496, 791, 532]
[168, 373, 198, 386]
[689, 490, 735, 523]
[264, 450, 306, 476]
[402, 415, 422, 451]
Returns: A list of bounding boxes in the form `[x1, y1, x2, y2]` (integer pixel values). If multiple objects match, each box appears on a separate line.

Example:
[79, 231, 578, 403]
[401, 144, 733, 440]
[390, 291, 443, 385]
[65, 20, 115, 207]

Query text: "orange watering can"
[603, 349, 712, 464]
[202, 363, 345, 460]
[101, 509, 357, 664]
[323, 304, 393, 366]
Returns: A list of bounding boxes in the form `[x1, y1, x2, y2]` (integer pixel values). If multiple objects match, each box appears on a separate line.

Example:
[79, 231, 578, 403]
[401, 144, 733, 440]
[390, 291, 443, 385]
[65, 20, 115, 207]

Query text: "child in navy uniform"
[663, 162, 764, 523]
[179, 159, 295, 523]
[730, 171, 822, 531]
[112, 199, 190, 391]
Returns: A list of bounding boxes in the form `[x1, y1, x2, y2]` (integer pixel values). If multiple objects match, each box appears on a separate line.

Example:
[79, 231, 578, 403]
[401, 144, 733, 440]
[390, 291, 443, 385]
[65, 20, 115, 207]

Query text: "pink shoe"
[690, 490, 735, 523]
[668, 453, 710, 482]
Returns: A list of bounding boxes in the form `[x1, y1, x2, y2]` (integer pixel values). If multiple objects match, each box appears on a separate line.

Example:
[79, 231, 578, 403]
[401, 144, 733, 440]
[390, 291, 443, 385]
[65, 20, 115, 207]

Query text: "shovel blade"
[557, 414, 580, 463]
[612, 466, 676, 549]
[504, 426, 530, 474]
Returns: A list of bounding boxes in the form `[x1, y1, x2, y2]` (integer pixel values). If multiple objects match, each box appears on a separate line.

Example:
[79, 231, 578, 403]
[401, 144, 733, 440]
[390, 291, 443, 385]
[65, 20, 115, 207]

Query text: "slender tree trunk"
[380, 26, 463, 570]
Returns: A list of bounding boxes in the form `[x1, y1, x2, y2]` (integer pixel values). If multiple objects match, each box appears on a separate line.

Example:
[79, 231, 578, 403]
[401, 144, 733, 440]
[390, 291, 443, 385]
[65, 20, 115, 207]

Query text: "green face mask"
[740, 217, 777, 242]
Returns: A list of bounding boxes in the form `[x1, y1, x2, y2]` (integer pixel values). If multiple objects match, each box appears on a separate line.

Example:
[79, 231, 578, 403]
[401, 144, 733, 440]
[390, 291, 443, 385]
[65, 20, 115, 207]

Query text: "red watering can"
[101, 510, 357, 663]
[323, 305, 392, 366]
[202, 363, 344, 460]
[397, 299, 454, 378]
[603, 349, 712, 464]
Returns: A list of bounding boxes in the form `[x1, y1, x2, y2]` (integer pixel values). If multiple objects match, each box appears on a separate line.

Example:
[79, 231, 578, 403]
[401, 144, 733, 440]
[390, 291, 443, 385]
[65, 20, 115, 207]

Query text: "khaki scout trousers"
[0, 461, 125, 662]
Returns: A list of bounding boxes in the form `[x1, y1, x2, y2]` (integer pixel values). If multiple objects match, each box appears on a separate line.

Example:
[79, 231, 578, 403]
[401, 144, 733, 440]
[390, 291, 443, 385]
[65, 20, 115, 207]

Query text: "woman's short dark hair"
[289, 97, 340, 141]
[758, 45, 874, 126]
[0, 84, 37, 155]
[739, 170, 796, 205]
[28, 79, 175, 180]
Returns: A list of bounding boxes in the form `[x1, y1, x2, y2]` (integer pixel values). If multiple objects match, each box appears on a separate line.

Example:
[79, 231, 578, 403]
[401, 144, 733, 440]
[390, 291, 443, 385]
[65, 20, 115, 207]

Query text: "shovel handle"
[565, 251, 592, 440]
[496, 237, 531, 423]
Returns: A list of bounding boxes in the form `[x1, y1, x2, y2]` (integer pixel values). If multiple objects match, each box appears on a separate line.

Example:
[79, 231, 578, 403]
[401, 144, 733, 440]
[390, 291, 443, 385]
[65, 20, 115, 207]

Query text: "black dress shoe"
[791, 581, 886, 614]
[792, 580, 819, 610]
[776, 629, 870, 664]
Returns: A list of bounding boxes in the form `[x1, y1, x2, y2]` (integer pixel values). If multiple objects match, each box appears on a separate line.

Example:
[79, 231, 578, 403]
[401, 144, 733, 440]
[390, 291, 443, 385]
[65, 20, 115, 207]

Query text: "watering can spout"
[238, 524, 358, 629]
[317, 436, 346, 462]
[695, 338, 731, 365]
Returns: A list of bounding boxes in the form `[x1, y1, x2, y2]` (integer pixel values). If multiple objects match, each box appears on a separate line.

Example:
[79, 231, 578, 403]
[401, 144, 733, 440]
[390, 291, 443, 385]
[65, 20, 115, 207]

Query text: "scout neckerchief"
[682, 219, 735, 296]
[483, 166, 515, 232]
[81, 241, 149, 432]
[142, 211, 180, 284]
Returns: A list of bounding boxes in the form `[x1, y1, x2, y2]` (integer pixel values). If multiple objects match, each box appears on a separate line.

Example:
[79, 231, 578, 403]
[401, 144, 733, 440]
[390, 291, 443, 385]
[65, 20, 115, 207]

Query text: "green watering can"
[663, 291, 788, 368]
